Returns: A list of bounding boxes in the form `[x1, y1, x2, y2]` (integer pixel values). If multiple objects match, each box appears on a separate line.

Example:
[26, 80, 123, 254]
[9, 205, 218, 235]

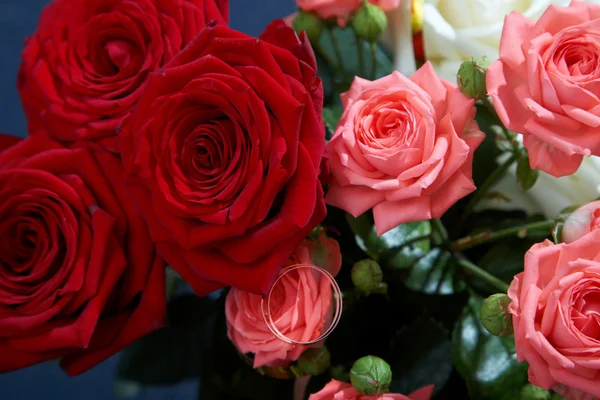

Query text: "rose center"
[0, 196, 68, 284]
[572, 283, 600, 340]
[104, 39, 135, 72]
[358, 98, 417, 150]
[553, 37, 600, 79]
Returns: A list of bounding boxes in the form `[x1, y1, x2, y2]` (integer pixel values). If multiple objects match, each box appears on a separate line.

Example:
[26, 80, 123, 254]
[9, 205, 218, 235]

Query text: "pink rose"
[297, 0, 400, 25]
[487, 1, 600, 178]
[508, 229, 600, 399]
[225, 234, 341, 368]
[326, 64, 484, 235]
[563, 201, 600, 243]
[308, 380, 434, 400]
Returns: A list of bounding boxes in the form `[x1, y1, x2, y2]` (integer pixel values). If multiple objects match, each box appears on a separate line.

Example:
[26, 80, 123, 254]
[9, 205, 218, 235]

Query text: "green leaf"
[401, 248, 466, 295]
[346, 212, 464, 295]
[478, 238, 531, 285]
[116, 295, 214, 385]
[316, 27, 393, 105]
[388, 317, 453, 396]
[323, 106, 343, 140]
[452, 296, 528, 400]
[345, 212, 431, 259]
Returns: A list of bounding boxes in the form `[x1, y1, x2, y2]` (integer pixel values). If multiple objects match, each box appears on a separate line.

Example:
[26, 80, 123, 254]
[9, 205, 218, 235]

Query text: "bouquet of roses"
[4, 0, 600, 399]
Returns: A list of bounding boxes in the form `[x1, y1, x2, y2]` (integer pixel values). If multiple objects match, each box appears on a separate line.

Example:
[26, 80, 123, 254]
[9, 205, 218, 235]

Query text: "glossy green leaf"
[315, 27, 393, 105]
[478, 238, 531, 285]
[452, 296, 528, 400]
[402, 248, 466, 295]
[388, 317, 452, 396]
[345, 212, 431, 259]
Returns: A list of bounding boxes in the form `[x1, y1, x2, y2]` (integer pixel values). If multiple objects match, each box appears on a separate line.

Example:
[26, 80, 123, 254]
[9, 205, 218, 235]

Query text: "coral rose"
[487, 1, 600, 177]
[508, 229, 600, 399]
[308, 380, 433, 400]
[326, 64, 484, 235]
[563, 200, 600, 243]
[225, 234, 341, 369]
[0, 134, 165, 375]
[296, 0, 400, 25]
[18, 0, 228, 152]
[120, 21, 327, 295]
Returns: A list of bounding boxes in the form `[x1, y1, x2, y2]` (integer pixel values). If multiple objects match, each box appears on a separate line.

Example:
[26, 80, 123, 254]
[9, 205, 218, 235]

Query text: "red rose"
[18, 0, 228, 153]
[120, 21, 327, 295]
[0, 134, 166, 375]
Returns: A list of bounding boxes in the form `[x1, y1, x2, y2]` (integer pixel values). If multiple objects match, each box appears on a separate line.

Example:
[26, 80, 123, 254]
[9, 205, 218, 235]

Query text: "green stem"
[482, 97, 499, 121]
[355, 31, 365, 78]
[457, 154, 518, 230]
[369, 42, 377, 80]
[483, 97, 522, 155]
[455, 255, 510, 293]
[451, 219, 555, 252]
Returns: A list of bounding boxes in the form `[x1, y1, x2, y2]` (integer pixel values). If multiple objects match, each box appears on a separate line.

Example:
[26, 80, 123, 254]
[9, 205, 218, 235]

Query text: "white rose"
[481, 156, 600, 218]
[422, 0, 574, 81]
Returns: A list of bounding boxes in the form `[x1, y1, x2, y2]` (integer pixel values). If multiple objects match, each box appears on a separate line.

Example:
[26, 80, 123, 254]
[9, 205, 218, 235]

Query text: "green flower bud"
[481, 293, 513, 337]
[351, 259, 383, 293]
[350, 356, 392, 395]
[296, 347, 331, 376]
[352, 2, 387, 43]
[457, 57, 490, 100]
[293, 11, 323, 43]
[521, 384, 552, 400]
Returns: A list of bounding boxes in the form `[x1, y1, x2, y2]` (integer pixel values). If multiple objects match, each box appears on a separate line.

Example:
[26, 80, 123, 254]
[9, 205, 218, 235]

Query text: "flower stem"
[451, 219, 555, 252]
[455, 255, 510, 293]
[482, 97, 499, 121]
[369, 42, 377, 80]
[457, 154, 518, 231]
[355, 31, 365, 78]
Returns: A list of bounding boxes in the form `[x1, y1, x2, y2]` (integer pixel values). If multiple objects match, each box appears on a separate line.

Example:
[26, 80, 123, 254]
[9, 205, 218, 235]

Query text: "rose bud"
[225, 234, 341, 369]
[309, 379, 434, 400]
[352, 2, 388, 43]
[480, 294, 513, 337]
[562, 201, 600, 243]
[457, 56, 490, 101]
[297, 346, 331, 376]
[293, 10, 323, 42]
[350, 355, 392, 395]
[521, 384, 552, 400]
[351, 259, 384, 294]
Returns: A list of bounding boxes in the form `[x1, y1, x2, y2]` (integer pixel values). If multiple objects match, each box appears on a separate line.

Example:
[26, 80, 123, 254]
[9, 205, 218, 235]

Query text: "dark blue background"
[0, 1, 295, 399]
